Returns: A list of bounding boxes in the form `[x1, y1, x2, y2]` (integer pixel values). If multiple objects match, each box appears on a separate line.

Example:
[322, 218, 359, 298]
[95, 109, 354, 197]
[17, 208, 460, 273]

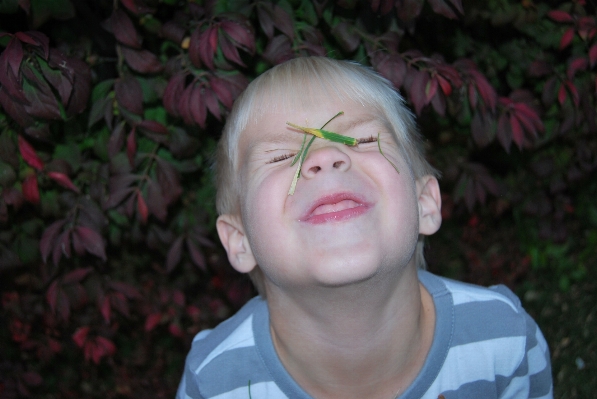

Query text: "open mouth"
[301, 194, 371, 224]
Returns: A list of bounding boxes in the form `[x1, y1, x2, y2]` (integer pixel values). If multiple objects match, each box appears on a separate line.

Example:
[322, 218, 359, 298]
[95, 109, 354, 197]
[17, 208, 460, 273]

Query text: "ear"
[216, 214, 257, 274]
[416, 175, 442, 236]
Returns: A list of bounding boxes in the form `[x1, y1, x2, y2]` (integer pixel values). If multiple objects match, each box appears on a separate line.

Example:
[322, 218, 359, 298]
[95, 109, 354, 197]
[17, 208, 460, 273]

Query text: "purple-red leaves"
[47, 172, 80, 193]
[72, 327, 116, 364]
[163, 73, 186, 117]
[372, 53, 407, 89]
[257, 2, 295, 40]
[73, 226, 107, 261]
[18, 135, 44, 171]
[456, 59, 497, 112]
[497, 93, 544, 151]
[263, 35, 294, 65]
[427, 0, 463, 20]
[40, 221, 106, 265]
[547, 10, 574, 23]
[47, 267, 92, 321]
[22, 174, 40, 204]
[115, 76, 144, 115]
[103, 8, 142, 49]
[188, 16, 255, 70]
[454, 163, 500, 211]
[121, 47, 163, 74]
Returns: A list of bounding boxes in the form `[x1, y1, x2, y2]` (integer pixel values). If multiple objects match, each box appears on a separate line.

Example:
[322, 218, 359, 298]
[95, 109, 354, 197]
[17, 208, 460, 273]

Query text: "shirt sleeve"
[499, 311, 553, 399]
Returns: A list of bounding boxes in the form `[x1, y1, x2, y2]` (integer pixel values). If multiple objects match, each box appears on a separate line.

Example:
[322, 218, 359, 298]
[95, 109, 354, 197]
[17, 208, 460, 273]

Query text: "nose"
[300, 145, 351, 179]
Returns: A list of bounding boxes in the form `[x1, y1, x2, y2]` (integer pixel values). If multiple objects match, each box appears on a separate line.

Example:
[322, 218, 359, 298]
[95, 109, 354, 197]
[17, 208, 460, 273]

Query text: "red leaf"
[557, 82, 567, 105]
[547, 10, 574, 23]
[272, 5, 294, 40]
[40, 219, 66, 263]
[103, 9, 142, 48]
[109, 281, 141, 298]
[22, 174, 39, 204]
[198, 26, 218, 70]
[100, 296, 111, 323]
[138, 120, 169, 135]
[145, 313, 162, 331]
[126, 128, 137, 166]
[72, 326, 90, 348]
[210, 77, 233, 109]
[188, 27, 203, 68]
[589, 44, 597, 68]
[73, 226, 107, 261]
[509, 114, 524, 149]
[146, 179, 167, 221]
[497, 113, 512, 152]
[567, 57, 588, 79]
[436, 74, 452, 96]
[178, 86, 195, 126]
[18, 136, 44, 171]
[427, 0, 459, 19]
[565, 80, 580, 106]
[262, 35, 294, 65]
[560, 28, 575, 50]
[0, 37, 24, 89]
[219, 35, 245, 67]
[62, 267, 93, 284]
[47, 171, 80, 193]
[46, 280, 59, 314]
[186, 238, 206, 271]
[168, 322, 184, 338]
[166, 236, 184, 273]
[470, 70, 497, 111]
[375, 53, 406, 89]
[94, 336, 116, 362]
[115, 76, 143, 115]
[220, 20, 255, 52]
[163, 73, 186, 116]
[121, 47, 163, 74]
[425, 77, 438, 103]
[137, 191, 148, 224]
[203, 87, 221, 120]
[408, 69, 429, 115]
[190, 85, 207, 128]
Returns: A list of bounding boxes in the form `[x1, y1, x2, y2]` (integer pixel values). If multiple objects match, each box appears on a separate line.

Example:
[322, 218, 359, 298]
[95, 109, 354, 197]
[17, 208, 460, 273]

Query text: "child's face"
[232, 96, 423, 291]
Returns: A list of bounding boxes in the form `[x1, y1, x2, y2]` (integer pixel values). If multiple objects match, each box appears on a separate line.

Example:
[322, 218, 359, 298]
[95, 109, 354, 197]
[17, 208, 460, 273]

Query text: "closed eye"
[357, 135, 378, 144]
[267, 153, 296, 164]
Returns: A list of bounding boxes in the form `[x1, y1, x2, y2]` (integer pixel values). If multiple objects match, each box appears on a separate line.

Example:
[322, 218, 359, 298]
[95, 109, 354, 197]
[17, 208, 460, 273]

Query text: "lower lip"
[300, 204, 370, 224]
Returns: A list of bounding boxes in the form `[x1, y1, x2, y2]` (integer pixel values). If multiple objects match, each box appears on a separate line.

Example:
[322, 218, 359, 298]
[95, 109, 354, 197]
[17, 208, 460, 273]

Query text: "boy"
[177, 57, 552, 399]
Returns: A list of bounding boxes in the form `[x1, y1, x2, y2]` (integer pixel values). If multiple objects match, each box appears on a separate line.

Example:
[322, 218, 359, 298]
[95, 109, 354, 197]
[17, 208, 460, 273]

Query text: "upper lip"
[300, 192, 371, 221]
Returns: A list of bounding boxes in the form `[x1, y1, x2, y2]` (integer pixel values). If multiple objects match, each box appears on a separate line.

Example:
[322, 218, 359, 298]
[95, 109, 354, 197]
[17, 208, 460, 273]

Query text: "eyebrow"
[329, 114, 381, 133]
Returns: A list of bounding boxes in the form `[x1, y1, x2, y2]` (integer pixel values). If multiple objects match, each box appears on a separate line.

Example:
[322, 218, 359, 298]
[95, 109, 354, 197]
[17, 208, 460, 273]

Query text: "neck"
[266, 266, 435, 399]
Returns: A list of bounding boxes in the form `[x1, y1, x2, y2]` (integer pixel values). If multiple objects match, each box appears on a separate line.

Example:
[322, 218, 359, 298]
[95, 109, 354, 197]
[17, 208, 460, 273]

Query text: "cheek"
[241, 173, 290, 259]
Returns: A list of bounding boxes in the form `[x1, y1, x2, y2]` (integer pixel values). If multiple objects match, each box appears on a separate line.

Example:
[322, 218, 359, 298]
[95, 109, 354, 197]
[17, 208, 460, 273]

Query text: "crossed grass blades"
[285, 111, 400, 195]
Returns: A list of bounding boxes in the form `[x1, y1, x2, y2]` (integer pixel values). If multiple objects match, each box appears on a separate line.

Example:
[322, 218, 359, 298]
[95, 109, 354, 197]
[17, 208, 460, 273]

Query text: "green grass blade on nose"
[286, 122, 357, 146]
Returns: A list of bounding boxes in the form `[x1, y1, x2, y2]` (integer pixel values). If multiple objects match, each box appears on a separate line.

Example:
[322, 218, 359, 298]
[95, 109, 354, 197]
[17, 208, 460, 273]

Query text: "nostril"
[333, 161, 344, 168]
[309, 166, 321, 174]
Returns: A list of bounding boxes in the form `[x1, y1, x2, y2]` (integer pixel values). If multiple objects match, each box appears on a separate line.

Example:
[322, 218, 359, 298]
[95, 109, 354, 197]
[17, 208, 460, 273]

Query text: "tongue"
[312, 200, 359, 216]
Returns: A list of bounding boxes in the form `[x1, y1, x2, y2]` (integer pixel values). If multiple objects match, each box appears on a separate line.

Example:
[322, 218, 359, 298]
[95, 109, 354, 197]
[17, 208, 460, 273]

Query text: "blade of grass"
[287, 111, 348, 195]
[378, 132, 399, 173]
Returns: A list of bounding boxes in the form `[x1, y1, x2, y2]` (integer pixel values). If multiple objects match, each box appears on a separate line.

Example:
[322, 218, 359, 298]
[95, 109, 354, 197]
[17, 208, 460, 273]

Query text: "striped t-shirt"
[177, 270, 553, 399]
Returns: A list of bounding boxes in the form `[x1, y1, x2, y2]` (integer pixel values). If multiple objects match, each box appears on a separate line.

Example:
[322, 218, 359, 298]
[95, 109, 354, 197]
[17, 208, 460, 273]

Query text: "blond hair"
[214, 57, 438, 296]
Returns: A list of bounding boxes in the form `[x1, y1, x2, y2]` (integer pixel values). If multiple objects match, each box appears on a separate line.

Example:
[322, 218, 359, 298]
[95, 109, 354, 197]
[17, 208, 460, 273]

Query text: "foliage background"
[0, 0, 595, 397]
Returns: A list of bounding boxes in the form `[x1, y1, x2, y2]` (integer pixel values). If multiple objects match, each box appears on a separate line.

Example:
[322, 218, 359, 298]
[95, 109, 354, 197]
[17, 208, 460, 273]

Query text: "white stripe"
[192, 329, 212, 343]
[211, 381, 288, 399]
[195, 315, 255, 374]
[424, 336, 526, 394]
[442, 279, 519, 311]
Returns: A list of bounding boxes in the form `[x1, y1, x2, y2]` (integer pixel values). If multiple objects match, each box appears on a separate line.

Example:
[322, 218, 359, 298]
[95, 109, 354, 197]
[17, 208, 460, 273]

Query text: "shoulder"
[418, 271, 553, 398]
[177, 296, 275, 399]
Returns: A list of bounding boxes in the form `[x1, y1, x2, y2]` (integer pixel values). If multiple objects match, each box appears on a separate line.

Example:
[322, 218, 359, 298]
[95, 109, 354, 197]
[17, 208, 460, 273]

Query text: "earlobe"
[216, 214, 257, 274]
[416, 176, 442, 236]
